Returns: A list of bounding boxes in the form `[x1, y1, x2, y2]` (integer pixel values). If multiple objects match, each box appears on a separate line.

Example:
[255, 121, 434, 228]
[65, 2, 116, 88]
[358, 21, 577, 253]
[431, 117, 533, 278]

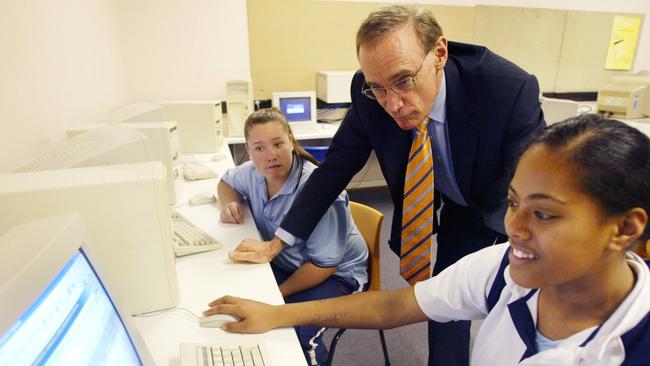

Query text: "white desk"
[133, 146, 307, 366]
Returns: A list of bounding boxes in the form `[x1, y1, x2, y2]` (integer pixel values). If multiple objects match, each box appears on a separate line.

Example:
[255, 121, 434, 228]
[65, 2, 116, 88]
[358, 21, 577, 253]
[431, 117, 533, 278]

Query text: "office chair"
[326, 201, 390, 366]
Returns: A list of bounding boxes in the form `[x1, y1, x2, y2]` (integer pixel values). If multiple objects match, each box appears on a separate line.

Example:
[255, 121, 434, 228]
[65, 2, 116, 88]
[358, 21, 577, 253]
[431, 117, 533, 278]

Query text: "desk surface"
[133, 147, 306, 366]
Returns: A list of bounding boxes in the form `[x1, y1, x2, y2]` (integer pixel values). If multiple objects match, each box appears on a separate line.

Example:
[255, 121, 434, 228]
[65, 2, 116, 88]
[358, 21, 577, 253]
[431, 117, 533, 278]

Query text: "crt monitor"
[101, 102, 164, 124]
[0, 214, 154, 365]
[65, 122, 183, 206]
[13, 124, 154, 173]
[0, 162, 179, 315]
[272, 91, 317, 126]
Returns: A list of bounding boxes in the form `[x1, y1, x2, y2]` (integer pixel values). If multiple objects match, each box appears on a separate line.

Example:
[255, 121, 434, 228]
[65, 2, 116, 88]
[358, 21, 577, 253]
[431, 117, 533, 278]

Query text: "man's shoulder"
[448, 41, 488, 57]
[448, 41, 530, 80]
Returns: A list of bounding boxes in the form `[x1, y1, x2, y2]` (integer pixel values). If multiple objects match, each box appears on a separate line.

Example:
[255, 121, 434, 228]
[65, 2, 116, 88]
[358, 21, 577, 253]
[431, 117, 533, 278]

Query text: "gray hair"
[356, 5, 443, 56]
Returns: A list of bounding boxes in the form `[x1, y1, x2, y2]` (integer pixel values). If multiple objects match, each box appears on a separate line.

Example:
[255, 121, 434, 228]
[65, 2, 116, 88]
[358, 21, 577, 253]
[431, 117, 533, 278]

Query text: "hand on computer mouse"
[199, 313, 240, 328]
[204, 295, 277, 333]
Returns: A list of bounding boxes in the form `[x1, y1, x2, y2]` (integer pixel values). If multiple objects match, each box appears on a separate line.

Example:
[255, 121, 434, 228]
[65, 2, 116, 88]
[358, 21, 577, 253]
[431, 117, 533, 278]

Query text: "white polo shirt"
[414, 243, 650, 366]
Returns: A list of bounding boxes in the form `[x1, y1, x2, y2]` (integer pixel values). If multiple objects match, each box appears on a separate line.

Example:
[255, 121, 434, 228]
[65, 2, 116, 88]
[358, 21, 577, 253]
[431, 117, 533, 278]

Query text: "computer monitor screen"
[0, 250, 142, 365]
[0, 214, 153, 365]
[0, 162, 179, 315]
[280, 97, 312, 122]
[272, 91, 317, 125]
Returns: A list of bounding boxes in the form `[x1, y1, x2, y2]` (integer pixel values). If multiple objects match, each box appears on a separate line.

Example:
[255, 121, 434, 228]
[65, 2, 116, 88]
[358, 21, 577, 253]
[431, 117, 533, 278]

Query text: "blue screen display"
[0, 250, 143, 365]
[279, 97, 312, 122]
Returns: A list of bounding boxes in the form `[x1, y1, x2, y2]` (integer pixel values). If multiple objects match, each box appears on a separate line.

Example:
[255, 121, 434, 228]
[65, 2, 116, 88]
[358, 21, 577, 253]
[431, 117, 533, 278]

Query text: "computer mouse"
[199, 314, 240, 328]
[188, 192, 217, 206]
[211, 153, 227, 161]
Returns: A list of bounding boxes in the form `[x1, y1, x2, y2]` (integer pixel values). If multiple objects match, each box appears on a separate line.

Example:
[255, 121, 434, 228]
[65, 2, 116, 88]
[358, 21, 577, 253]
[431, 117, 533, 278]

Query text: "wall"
[0, 0, 128, 173]
[0, 0, 251, 173]
[339, 0, 650, 72]
[251, 0, 648, 96]
[247, 1, 474, 99]
[114, 0, 251, 102]
[1, 1, 646, 171]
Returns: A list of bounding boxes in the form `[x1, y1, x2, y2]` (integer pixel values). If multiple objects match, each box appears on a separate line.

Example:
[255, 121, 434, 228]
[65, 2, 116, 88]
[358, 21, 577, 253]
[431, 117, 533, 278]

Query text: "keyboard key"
[171, 211, 222, 256]
[183, 161, 218, 181]
[181, 343, 271, 366]
[197, 346, 214, 366]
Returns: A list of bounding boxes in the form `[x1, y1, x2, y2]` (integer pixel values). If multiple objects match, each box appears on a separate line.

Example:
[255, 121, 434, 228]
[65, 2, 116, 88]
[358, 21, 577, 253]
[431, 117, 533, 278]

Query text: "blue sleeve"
[304, 195, 351, 268]
[220, 162, 255, 198]
[279, 71, 374, 241]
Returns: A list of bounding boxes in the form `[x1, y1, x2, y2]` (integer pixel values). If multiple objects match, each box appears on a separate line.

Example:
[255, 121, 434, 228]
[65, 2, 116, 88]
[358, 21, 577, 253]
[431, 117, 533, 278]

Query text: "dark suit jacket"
[280, 41, 546, 256]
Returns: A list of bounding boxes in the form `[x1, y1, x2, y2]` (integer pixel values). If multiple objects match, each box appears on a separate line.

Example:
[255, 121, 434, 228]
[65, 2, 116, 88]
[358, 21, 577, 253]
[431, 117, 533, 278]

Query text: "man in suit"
[230, 5, 545, 366]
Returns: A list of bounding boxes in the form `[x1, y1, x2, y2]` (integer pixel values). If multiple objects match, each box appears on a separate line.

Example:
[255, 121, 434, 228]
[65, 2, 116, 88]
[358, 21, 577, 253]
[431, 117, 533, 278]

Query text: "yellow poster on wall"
[605, 15, 642, 70]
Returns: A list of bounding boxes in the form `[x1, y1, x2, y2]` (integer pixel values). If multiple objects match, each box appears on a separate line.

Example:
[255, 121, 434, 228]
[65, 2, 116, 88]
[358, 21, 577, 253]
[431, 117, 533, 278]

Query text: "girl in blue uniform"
[217, 108, 368, 366]
[207, 113, 650, 365]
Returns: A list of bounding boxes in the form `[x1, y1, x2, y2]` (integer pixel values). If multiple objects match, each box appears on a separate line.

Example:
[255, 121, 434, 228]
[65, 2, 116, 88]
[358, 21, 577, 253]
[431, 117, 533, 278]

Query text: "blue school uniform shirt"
[221, 155, 368, 286]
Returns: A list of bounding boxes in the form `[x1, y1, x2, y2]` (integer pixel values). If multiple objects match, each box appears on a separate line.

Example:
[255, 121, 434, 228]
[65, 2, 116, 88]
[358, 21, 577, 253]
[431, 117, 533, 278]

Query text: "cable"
[133, 307, 202, 322]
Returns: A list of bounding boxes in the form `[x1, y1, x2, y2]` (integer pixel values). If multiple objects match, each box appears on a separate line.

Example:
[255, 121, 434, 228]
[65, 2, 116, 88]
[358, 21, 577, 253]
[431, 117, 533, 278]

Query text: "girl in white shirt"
[206, 113, 650, 366]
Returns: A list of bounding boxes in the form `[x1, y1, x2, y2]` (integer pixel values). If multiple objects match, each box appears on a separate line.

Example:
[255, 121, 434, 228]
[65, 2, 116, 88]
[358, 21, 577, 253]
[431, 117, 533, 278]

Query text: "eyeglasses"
[361, 53, 430, 100]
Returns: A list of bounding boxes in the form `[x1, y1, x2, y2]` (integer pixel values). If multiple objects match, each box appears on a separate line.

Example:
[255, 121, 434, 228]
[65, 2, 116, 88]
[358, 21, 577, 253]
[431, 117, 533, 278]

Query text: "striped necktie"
[400, 121, 434, 285]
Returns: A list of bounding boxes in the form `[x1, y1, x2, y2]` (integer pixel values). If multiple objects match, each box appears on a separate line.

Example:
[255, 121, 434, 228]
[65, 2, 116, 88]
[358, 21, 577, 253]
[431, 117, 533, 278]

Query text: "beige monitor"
[102, 102, 165, 124]
[0, 162, 179, 315]
[540, 97, 579, 125]
[272, 91, 317, 130]
[0, 214, 155, 365]
[158, 100, 224, 153]
[66, 122, 183, 205]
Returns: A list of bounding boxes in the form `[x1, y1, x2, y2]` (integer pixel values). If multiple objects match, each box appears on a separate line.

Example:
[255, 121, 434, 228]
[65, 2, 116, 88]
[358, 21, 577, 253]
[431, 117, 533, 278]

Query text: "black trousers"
[427, 199, 508, 366]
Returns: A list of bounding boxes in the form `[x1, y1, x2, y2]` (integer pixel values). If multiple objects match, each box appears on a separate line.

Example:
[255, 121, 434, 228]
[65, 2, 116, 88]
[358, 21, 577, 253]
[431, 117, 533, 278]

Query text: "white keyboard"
[288, 123, 325, 135]
[183, 161, 219, 181]
[180, 343, 271, 366]
[171, 211, 222, 256]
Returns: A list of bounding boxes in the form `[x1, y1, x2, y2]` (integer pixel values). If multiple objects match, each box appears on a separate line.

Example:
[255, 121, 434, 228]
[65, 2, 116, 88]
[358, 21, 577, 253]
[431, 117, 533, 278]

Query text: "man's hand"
[204, 295, 280, 333]
[229, 237, 285, 263]
[220, 202, 243, 224]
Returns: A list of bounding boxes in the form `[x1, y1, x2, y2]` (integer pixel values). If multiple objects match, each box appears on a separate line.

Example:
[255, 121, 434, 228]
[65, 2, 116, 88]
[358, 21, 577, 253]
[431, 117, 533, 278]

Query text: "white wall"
[1, 0, 645, 171]
[343, 0, 650, 72]
[0, 0, 250, 173]
[0, 0, 128, 172]
[114, 0, 251, 102]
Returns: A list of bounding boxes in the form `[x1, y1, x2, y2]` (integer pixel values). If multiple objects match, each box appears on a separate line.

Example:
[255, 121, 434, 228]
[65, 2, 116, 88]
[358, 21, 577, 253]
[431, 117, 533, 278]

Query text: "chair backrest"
[349, 201, 384, 292]
[302, 146, 329, 163]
